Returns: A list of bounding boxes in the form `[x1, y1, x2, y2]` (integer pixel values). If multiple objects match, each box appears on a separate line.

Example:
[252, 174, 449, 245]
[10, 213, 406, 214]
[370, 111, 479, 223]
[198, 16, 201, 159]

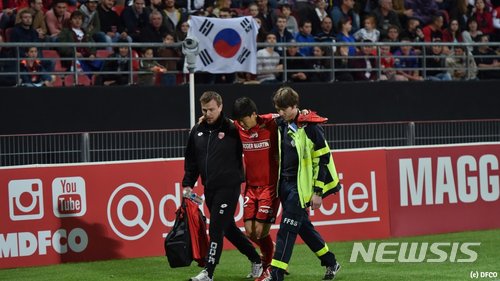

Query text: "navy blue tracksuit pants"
[271, 177, 337, 280]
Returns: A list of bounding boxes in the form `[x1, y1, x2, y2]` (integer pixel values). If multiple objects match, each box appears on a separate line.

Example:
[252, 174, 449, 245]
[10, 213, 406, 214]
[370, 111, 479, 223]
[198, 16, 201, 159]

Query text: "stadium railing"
[0, 41, 499, 86]
[1, 119, 499, 167]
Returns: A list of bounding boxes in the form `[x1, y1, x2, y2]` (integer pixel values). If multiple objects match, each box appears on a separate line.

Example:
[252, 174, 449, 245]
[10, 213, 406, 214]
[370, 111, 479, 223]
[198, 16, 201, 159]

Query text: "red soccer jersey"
[235, 114, 279, 187]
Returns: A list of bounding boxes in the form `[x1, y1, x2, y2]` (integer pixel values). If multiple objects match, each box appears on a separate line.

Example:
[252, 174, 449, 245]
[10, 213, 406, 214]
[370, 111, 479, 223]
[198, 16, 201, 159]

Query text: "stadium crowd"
[0, 0, 499, 86]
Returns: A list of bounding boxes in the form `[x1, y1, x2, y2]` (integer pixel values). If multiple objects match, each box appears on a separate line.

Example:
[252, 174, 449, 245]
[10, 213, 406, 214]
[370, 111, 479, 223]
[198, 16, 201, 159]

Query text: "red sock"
[259, 235, 274, 268]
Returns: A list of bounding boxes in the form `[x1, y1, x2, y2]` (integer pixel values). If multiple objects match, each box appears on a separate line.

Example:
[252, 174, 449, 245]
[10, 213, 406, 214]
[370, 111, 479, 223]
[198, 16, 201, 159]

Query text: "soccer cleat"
[255, 267, 271, 281]
[246, 261, 263, 278]
[322, 262, 341, 280]
[191, 269, 213, 281]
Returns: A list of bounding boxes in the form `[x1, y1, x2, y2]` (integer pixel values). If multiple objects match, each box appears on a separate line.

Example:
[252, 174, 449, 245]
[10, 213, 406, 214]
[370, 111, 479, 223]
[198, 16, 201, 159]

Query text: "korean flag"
[187, 16, 259, 74]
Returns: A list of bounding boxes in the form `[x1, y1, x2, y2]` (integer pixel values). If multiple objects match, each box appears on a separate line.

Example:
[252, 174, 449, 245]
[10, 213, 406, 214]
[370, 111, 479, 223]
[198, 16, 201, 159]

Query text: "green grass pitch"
[1, 229, 499, 281]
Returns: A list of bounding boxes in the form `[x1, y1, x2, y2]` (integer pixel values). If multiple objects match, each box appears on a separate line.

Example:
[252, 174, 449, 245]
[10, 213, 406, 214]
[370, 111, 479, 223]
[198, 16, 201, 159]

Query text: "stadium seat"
[41, 49, 66, 72]
[96, 49, 113, 58]
[64, 74, 93, 86]
[51, 74, 63, 87]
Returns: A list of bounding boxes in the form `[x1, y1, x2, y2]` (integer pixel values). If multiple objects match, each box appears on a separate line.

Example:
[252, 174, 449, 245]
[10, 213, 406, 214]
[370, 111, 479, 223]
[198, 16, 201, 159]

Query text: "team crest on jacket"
[218, 132, 225, 139]
[198, 132, 203, 136]
[250, 132, 258, 139]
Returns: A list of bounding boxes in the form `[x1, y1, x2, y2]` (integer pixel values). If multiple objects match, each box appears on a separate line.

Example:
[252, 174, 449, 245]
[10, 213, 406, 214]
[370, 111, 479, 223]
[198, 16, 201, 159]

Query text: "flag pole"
[182, 37, 200, 129]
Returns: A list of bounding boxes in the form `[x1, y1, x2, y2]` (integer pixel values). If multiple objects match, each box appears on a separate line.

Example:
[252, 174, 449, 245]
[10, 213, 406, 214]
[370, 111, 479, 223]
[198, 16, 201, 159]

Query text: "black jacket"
[182, 113, 244, 191]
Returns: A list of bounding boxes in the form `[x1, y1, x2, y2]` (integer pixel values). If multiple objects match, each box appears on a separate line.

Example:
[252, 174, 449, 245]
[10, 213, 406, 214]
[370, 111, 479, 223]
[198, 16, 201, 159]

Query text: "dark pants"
[204, 187, 260, 277]
[271, 178, 336, 281]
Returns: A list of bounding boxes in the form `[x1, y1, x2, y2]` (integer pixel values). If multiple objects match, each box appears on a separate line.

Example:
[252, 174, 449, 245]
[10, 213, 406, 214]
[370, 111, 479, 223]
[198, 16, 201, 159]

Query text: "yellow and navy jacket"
[277, 112, 341, 208]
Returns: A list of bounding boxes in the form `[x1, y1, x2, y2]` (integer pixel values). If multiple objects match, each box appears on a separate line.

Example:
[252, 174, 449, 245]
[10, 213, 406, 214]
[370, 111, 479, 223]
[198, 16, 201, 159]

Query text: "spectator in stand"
[393, 37, 424, 80]
[138, 46, 166, 85]
[349, 40, 378, 80]
[80, 0, 103, 43]
[353, 14, 380, 42]
[442, 18, 464, 54]
[472, 34, 500, 79]
[471, 0, 494, 35]
[371, 0, 402, 38]
[402, 18, 425, 54]
[331, 0, 360, 33]
[422, 14, 444, 41]
[10, 9, 39, 46]
[462, 17, 483, 52]
[446, 45, 478, 80]
[283, 40, 311, 82]
[336, 17, 357, 55]
[271, 14, 294, 56]
[493, 2, 500, 42]
[309, 45, 332, 82]
[0, 33, 17, 86]
[405, 0, 440, 26]
[251, 17, 267, 44]
[138, 10, 169, 42]
[1, 0, 29, 30]
[256, 32, 283, 83]
[378, 42, 408, 80]
[174, 19, 188, 42]
[157, 33, 180, 85]
[97, 0, 132, 46]
[280, 4, 298, 35]
[315, 16, 336, 42]
[303, 0, 329, 36]
[449, 0, 471, 30]
[247, 2, 260, 18]
[121, 0, 149, 42]
[295, 20, 316, 56]
[400, 17, 424, 43]
[161, 0, 188, 35]
[15, 0, 47, 41]
[45, 0, 71, 41]
[333, 45, 354, 81]
[424, 38, 452, 80]
[57, 10, 101, 73]
[96, 38, 133, 85]
[10, 9, 56, 72]
[20, 46, 54, 87]
[385, 24, 401, 52]
[257, 0, 277, 32]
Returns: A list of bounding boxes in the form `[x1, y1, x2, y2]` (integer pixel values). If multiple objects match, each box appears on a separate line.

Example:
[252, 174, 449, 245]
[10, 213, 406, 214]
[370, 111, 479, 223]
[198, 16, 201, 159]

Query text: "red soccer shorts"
[243, 184, 280, 223]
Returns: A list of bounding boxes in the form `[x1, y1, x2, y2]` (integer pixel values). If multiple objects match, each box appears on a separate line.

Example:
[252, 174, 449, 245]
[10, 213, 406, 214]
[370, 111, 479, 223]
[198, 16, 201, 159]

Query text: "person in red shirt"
[471, 0, 494, 35]
[422, 14, 444, 42]
[232, 97, 279, 280]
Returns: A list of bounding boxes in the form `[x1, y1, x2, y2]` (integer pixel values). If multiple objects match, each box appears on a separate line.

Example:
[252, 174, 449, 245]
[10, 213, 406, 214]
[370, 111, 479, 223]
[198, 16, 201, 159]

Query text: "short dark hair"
[273, 87, 299, 109]
[200, 91, 222, 106]
[232, 97, 257, 120]
[70, 10, 84, 20]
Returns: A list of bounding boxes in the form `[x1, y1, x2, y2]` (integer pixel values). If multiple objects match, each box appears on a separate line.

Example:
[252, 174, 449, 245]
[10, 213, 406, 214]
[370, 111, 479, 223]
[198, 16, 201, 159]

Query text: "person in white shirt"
[256, 33, 283, 83]
[353, 15, 380, 42]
